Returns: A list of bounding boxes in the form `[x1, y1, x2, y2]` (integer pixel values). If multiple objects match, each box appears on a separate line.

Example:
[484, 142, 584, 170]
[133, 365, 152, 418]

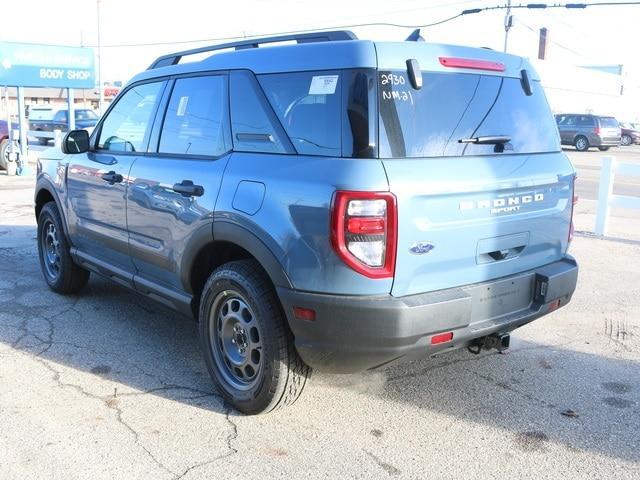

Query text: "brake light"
[331, 191, 397, 279]
[568, 176, 578, 243]
[439, 57, 505, 72]
[595, 127, 601, 136]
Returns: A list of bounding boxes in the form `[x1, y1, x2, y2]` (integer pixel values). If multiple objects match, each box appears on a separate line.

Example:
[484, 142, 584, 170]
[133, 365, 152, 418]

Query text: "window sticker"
[177, 96, 189, 116]
[309, 75, 339, 95]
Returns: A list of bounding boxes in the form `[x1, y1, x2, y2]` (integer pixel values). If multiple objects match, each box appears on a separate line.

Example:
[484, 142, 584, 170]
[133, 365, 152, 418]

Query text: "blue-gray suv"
[35, 31, 579, 414]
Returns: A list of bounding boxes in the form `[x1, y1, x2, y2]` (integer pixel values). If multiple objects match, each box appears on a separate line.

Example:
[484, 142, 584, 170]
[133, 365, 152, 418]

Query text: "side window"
[98, 82, 163, 152]
[159, 75, 229, 157]
[577, 116, 593, 126]
[258, 71, 342, 156]
[230, 70, 289, 154]
[54, 111, 67, 123]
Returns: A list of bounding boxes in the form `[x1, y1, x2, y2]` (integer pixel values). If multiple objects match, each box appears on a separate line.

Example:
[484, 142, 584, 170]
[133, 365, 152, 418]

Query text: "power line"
[515, 18, 586, 57]
[86, 14, 469, 48]
[6, 1, 640, 49]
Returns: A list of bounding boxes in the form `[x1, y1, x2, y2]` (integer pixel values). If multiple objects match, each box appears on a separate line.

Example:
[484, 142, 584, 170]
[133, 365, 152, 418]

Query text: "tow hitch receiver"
[468, 333, 510, 354]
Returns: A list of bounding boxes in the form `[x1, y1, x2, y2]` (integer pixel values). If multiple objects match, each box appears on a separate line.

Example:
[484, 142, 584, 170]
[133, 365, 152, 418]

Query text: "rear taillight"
[568, 176, 578, 243]
[331, 191, 397, 279]
[595, 127, 601, 136]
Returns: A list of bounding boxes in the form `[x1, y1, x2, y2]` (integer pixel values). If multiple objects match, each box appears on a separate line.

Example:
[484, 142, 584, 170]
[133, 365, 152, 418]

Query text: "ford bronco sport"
[34, 31, 579, 414]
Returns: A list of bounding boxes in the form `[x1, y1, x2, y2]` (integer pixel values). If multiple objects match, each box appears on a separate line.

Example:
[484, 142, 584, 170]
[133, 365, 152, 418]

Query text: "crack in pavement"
[175, 406, 239, 479]
[2, 286, 239, 479]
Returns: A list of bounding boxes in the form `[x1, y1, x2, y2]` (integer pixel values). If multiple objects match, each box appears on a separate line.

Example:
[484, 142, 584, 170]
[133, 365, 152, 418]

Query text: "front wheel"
[199, 260, 310, 414]
[37, 202, 90, 294]
[621, 134, 632, 146]
[598, 146, 610, 151]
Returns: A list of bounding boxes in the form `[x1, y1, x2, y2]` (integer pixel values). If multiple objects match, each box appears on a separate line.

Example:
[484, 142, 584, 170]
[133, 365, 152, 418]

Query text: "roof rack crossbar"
[148, 30, 357, 70]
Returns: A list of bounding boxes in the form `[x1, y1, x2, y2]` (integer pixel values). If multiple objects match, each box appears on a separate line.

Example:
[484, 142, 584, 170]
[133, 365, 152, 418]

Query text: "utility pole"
[97, 0, 104, 115]
[503, 0, 513, 53]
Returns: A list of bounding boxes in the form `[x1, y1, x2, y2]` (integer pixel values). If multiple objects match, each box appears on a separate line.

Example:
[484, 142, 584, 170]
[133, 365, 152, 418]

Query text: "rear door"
[598, 116, 621, 143]
[66, 81, 165, 282]
[377, 67, 574, 298]
[126, 74, 232, 296]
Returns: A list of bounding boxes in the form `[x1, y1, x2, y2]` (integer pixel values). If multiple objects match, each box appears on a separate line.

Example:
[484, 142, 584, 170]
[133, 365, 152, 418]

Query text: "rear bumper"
[592, 135, 620, 146]
[278, 256, 578, 373]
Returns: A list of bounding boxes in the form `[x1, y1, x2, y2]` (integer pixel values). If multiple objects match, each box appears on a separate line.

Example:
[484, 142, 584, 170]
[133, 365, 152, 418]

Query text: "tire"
[199, 260, 311, 414]
[598, 146, 610, 151]
[621, 134, 632, 146]
[37, 202, 90, 294]
[575, 136, 589, 152]
[0, 138, 7, 170]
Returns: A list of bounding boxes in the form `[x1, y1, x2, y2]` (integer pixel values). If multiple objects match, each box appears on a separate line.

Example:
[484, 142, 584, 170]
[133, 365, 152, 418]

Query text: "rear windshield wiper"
[458, 135, 511, 145]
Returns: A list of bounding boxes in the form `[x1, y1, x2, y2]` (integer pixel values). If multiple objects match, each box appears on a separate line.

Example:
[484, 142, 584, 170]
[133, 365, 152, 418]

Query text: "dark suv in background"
[555, 114, 621, 152]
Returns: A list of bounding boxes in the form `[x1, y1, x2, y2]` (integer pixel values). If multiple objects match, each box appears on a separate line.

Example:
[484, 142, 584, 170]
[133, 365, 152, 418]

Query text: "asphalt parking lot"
[0, 149, 639, 479]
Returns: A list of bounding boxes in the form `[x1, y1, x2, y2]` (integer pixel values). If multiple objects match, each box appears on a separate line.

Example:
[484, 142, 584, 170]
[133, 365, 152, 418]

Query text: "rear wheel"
[575, 136, 589, 152]
[37, 202, 90, 294]
[199, 260, 310, 414]
[598, 146, 610, 151]
[621, 134, 632, 146]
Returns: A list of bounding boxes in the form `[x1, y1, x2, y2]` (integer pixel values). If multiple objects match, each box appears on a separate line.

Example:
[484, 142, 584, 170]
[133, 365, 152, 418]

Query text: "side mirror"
[62, 129, 90, 154]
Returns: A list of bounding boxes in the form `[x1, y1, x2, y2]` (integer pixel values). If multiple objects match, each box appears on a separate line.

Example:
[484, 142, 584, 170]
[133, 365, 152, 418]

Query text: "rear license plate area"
[464, 274, 534, 323]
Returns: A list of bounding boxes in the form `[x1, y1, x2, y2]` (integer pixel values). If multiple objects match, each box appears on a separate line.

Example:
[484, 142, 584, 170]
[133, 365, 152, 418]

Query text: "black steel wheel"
[199, 260, 310, 414]
[210, 291, 264, 391]
[37, 202, 89, 294]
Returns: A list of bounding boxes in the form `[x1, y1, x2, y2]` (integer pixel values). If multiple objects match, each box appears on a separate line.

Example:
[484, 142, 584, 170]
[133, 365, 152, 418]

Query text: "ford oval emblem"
[409, 242, 435, 255]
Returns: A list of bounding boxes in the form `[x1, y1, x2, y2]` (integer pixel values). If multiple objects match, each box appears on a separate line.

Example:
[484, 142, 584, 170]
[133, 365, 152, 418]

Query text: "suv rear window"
[379, 71, 560, 158]
[599, 117, 619, 128]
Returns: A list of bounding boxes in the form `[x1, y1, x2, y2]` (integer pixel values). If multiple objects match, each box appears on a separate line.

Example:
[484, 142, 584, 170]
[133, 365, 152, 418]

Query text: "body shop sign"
[0, 42, 95, 88]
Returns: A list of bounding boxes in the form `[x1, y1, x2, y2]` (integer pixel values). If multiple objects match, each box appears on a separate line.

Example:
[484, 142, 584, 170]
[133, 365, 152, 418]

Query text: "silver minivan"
[555, 113, 621, 151]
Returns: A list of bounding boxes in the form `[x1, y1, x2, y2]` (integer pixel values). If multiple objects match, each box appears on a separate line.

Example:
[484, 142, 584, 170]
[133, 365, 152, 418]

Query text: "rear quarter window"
[258, 71, 342, 156]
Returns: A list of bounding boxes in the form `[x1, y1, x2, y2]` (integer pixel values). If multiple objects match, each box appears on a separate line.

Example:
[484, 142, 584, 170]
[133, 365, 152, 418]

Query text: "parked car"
[35, 31, 579, 414]
[29, 108, 99, 145]
[0, 119, 19, 170]
[555, 113, 621, 151]
[619, 122, 640, 146]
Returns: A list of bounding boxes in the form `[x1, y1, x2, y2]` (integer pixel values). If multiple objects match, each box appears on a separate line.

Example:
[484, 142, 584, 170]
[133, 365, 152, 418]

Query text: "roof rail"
[147, 30, 358, 70]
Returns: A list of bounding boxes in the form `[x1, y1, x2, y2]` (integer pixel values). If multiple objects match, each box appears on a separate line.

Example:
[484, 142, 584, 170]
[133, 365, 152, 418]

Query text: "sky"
[2, 0, 639, 85]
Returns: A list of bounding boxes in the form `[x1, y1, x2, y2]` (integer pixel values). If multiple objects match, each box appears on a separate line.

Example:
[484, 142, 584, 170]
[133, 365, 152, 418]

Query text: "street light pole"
[97, 0, 104, 115]
[503, 0, 513, 52]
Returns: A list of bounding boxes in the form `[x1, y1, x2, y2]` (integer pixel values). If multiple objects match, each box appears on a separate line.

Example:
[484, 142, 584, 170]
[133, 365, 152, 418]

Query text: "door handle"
[173, 180, 204, 197]
[101, 171, 123, 184]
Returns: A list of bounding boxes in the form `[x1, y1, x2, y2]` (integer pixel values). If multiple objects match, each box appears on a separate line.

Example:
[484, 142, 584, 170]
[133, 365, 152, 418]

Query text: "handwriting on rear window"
[380, 74, 414, 103]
